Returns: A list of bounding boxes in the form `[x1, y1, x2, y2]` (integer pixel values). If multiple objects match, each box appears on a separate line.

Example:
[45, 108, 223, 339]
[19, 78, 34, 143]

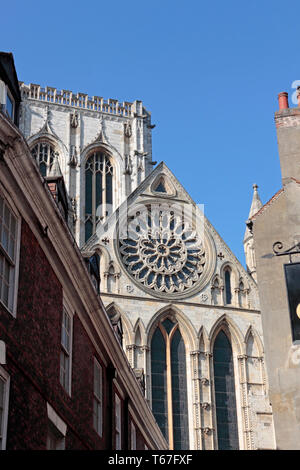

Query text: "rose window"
[118, 208, 206, 295]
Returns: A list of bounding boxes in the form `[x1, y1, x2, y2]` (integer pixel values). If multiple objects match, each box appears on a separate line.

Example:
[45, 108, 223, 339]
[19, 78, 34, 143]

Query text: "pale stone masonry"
[251, 92, 300, 450]
[19, 82, 155, 247]
[19, 81, 276, 450]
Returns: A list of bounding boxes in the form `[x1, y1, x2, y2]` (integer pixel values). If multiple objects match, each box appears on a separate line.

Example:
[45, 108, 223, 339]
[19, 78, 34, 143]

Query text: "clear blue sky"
[2, 0, 299, 265]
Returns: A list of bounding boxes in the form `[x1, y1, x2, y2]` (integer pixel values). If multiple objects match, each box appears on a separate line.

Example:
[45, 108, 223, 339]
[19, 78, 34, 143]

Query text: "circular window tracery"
[118, 205, 209, 297]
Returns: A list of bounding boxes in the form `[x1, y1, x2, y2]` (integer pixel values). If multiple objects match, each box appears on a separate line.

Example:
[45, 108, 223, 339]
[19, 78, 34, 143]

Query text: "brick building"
[0, 52, 167, 450]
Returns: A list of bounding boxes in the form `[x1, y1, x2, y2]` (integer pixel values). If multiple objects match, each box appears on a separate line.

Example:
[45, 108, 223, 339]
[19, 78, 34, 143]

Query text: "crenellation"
[19, 82, 145, 118]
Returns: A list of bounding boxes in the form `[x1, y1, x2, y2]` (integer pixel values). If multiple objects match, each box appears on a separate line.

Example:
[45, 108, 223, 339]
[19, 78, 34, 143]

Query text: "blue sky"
[2, 0, 299, 265]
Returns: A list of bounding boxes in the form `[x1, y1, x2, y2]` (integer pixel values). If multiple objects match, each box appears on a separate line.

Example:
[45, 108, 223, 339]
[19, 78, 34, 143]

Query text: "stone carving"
[200, 402, 210, 410]
[200, 377, 209, 385]
[137, 155, 144, 172]
[70, 111, 79, 128]
[124, 121, 132, 138]
[69, 145, 78, 167]
[124, 154, 133, 175]
[119, 208, 206, 295]
[201, 293, 208, 302]
[202, 427, 213, 435]
[71, 197, 77, 224]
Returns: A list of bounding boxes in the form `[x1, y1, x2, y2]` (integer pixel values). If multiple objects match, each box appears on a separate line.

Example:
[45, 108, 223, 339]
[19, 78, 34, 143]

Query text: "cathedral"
[16, 81, 276, 450]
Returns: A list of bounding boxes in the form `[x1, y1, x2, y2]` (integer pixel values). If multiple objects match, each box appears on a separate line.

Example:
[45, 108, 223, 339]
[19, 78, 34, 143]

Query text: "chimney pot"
[297, 87, 300, 107]
[278, 92, 289, 110]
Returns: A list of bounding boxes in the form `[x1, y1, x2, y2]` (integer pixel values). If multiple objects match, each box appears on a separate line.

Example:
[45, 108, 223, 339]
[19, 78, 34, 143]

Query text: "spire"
[243, 184, 263, 282]
[244, 184, 262, 241]
[248, 183, 263, 219]
[48, 153, 62, 178]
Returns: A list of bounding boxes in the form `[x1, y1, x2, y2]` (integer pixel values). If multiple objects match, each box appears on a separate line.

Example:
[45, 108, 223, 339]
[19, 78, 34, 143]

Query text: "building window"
[46, 422, 65, 450]
[284, 262, 300, 342]
[130, 421, 136, 450]
[224, 268, 232, 304]
[85, 151, 113, 242]
[0, 367, 10, 450]
[115, 394, 122, 450]
[46, 403, 67, 450]
[31, 142, 55, 177]
[5, 89, 14, 120]
[213, 330, 239, 450]
[151, 317, 189, 450]
[60, 308, 72, 394]
[93, 358, 103, 437]
[0, 193, 19, 314]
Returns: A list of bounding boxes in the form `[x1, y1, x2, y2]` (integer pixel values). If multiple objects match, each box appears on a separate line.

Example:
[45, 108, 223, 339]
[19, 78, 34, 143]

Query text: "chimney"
[275, 88, 300, 182]
[297, 87, 300, 107]
[278, 92, 289, 110]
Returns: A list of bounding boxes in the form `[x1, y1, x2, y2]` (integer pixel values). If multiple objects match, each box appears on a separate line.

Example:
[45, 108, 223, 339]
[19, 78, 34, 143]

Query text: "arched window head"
[150, 317, 189, 450]
[85, 151, 114, 242]
[213, 330, 239, 450]
[224, 268, 232, 305]
[31, 142, 55, 177]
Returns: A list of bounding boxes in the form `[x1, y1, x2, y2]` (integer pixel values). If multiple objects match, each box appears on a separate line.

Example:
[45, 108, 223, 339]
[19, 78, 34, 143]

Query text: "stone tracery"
[119, 206, 206, 295]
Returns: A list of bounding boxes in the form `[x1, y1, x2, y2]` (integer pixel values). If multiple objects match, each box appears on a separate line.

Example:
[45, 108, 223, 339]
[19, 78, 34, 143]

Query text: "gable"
[82, 161, 258, 304]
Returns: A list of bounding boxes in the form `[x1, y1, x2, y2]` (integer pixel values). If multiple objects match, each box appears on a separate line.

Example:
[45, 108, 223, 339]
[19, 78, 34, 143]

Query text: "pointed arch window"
[213, 330, 239, 450]
[85, 151, 113, 242]
[151, 318, 189, 450]
[31, 142, 55, 177]
[224, 268, 232, 305]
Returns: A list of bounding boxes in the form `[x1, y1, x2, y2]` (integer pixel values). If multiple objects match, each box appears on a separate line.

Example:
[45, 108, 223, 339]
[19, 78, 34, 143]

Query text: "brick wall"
[0, 217, 152, 449]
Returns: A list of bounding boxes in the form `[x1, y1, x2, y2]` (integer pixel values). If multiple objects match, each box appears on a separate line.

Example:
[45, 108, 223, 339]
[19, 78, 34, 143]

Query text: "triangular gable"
[82, 161, 257, 292]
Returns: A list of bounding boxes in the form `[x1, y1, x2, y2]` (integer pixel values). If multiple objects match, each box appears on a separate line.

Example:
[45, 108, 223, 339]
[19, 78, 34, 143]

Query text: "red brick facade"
[0, 114, 167, 451]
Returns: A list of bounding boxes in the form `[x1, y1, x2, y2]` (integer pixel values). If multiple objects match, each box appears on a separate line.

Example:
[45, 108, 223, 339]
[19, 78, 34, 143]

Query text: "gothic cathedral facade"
[18, 82, 276, 450]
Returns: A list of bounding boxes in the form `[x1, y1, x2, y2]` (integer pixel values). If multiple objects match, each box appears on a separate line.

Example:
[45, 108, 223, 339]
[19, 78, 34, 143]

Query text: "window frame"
[224, 267, 232, 305]
[115, 393, 122, 450]
[84, 150, 114, 242]
[30, 141, 56, 177]
[59, 304, 73, 396]
[212, 329, 239, 450]
[93, 358, 103, 437]
[150, 318, 189, 450]
[0, 186, 21, 317]
[46, 403, 67, 450]
[5, 86, 14, 121]
[130, 420, 136, 450]
[46, 422, 65, 450]
[0, 366, 10, 450]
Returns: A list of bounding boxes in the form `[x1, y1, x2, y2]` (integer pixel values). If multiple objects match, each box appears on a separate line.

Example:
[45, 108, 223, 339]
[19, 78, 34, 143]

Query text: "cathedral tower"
[20, 82, 275, 450]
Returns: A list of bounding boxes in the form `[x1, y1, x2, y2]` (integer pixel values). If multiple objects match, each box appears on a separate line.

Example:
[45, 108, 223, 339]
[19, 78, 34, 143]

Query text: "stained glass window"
[85, 151, 113, 242]
[31, 142, 55, 177]
[225, 269, 232, 304]
[151, 319, 189, 449]
[213, 330, 239, 450]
